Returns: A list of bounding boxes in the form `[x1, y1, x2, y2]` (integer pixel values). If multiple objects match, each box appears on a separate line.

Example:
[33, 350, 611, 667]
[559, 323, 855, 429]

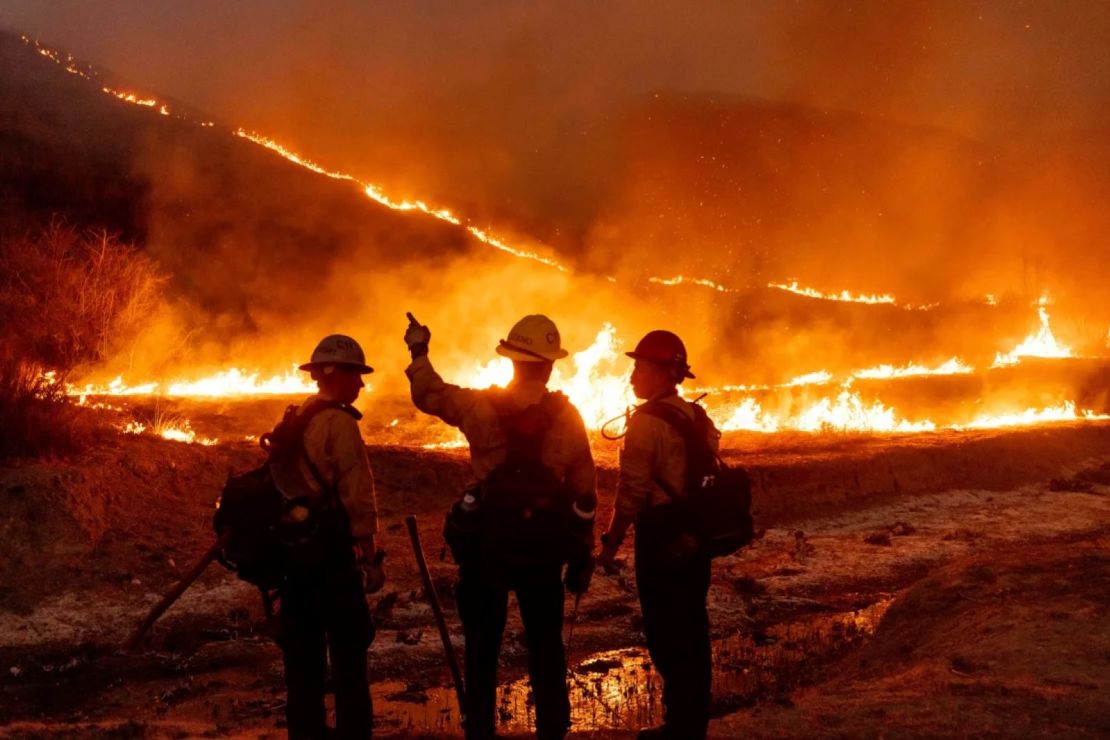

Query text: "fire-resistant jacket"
[406, 355, 596, 504]
[616, 392, 721, 521]
[271, 394, 379, 539]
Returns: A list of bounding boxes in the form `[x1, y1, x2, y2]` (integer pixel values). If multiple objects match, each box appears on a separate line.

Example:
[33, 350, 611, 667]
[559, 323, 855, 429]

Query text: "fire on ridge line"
[27, 34, 957, 308]
[22, 36, 1110, 439]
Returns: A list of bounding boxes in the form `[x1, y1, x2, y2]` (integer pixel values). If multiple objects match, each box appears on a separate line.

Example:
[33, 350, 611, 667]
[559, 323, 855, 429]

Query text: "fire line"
[20, 35, 1110, 441]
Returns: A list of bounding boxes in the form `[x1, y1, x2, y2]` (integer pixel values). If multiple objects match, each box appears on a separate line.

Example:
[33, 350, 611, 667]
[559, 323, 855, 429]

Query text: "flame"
[768, 280, 897, 305]
[455, 324, 634, 429]
[237, 128, 354, 180]
[795, 391, 937, 432]
[57, 322, 1110, 440]
[649, 275, 942, 311]
[712, 393, 1106, 434]
[851, 357, 974, 379]
[121, 418, 219, 445]
[783, 370, 835, 387]
[164, 367, 315, 397]
[956, 402, 1108, 430]
[68, 365, 316, 398]
[693, 370, 835, 395]
[231, 128, 568, 271]
[713, 390, 936, 433]
[716, 398, 780, 432]
[102, 87, 159, 108]
[992, 297, 1073, 367]
[550, 324, 635, 428]
[421, 436, 469, 450]
[647, 275, 733, 292]
[25, 36, 91, 78]
[696, 360, 971, 396]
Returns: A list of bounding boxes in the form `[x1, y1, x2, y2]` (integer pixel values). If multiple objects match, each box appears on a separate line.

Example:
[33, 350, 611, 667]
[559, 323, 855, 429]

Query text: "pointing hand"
[404, 312, 431, 357]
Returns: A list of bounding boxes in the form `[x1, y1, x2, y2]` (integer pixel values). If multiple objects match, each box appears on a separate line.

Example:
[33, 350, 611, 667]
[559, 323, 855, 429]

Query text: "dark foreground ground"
[1, 422, 1108, 738]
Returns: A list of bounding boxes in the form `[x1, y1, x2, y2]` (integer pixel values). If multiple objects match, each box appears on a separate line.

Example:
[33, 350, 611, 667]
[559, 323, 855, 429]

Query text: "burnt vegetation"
[0, 223, 164, 456]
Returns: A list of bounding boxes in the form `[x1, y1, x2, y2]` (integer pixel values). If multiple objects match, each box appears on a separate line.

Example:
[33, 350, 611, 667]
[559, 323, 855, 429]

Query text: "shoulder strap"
[296, 399, 360, 499]
[635, 400, 704, 450]
[635, 399, 718, 498]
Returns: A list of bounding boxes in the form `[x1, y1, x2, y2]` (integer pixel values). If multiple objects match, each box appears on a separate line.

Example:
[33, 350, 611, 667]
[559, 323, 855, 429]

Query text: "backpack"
[213, 399, 356, 588]
[446, 391, 576, 568]
[636, 399, 754, 558]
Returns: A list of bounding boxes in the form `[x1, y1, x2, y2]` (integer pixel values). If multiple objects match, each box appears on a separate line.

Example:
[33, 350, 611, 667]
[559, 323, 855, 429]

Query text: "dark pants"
[456, 558, 570, 740]
[280, 563, 374, 739]
[635, 519, 712, 739]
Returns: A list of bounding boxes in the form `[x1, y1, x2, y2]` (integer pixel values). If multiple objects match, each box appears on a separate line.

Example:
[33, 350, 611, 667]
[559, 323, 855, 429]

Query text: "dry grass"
[0, 222, 165, 457]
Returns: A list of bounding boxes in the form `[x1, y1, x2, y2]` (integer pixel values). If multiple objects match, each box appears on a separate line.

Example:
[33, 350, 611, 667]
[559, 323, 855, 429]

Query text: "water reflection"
[372, 598, 893, 734]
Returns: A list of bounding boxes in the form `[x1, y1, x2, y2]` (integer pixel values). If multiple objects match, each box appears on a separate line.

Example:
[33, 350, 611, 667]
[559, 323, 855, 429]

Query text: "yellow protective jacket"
[616, 393, 721, 521]
[406, 355, 596, 504]
[270, 395, 379, 539]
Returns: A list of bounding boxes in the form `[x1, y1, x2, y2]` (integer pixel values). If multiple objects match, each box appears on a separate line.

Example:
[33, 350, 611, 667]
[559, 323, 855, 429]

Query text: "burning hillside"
[2, 32, 1107, 446]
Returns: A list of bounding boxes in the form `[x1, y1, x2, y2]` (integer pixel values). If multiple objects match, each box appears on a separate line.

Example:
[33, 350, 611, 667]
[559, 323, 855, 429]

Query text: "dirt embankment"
[727, 423, 1110, 524]
[0, 424, 1108, 736]
[4, 423, 1108, 615]
[716, 538, 1110, 738]
[0, 436, 474, 616]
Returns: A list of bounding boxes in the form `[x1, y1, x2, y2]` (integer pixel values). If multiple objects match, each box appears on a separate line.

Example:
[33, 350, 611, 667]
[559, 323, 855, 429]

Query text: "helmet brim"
[496, 341, 567, 363]
[298, 361, 375, 374]
[624, 351, 695, 379]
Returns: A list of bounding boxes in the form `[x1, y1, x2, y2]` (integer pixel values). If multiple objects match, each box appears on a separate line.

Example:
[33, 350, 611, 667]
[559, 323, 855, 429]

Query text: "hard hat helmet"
[299, 334, 374, 374]
[495, 314, 569, 363]
[626, 330, 695, 379]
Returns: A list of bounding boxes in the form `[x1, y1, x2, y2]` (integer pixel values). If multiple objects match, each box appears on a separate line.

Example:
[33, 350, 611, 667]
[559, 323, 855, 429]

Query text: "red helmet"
[626, 330, 695, 379]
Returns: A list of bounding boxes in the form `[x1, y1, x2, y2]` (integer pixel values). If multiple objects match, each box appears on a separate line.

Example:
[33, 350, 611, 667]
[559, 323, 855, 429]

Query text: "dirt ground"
[1, 420, 1108, 738]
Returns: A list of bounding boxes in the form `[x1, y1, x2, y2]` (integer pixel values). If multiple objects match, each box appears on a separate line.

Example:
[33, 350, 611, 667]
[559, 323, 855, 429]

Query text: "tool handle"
[123, 531, 230, 652]
[406, 515, 466, 717]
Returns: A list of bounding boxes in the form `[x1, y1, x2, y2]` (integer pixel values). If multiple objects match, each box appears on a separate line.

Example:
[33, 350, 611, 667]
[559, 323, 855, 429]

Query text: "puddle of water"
[371, 597, 893, 734]
[371, 680, 460, 735]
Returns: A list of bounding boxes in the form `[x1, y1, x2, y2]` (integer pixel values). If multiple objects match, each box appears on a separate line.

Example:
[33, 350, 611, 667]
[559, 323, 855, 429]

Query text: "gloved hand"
[565, 554, 594, 595]
[361, 552, 386, 594]
[404, 312, 431, 358]
[356, 540, 386, 594]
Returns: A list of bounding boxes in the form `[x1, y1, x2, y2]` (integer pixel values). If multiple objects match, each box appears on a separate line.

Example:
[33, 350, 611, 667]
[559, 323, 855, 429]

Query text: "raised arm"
[403, 313, 480, 428]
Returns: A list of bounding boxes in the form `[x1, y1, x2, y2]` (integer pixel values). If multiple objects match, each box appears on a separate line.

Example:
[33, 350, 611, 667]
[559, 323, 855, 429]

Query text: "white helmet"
[495, 314, 569, 363]
[299, 334, 374, 374]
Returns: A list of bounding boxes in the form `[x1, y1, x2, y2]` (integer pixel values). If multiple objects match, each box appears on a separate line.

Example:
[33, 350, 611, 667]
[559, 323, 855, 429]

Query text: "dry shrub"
[0, 222, 166, 457]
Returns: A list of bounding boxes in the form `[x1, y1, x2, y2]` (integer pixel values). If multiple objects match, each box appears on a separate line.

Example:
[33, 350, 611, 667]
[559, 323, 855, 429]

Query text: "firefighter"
[403, 314, 596, 740]
[598, 330, 720, 740]
[270, 334, 384, 739]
